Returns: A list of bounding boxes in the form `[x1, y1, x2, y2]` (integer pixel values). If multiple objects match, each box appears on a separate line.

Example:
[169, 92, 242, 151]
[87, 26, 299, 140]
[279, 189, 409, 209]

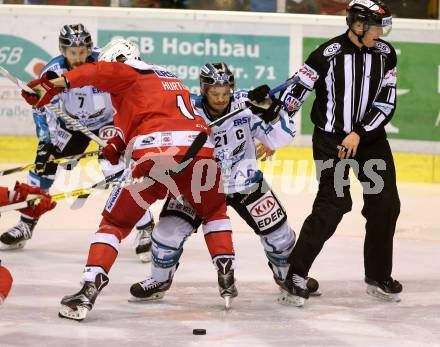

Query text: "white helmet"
[98, 38, 140, 62]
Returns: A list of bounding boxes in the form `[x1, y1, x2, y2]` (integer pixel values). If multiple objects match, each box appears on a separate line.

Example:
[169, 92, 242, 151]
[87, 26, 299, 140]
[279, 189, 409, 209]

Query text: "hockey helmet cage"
[98, 38, 140, 62]
[346, 0, 392, 36]
[200, 62, 235, 95]
[59, 24, 93, 54]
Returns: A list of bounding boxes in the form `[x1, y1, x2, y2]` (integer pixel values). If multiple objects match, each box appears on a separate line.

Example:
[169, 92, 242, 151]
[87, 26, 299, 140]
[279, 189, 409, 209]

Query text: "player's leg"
[285, 133, 353, 305]
[59, 173, 167, 321]
[226, 178, 319, 301]
[0, 128, 89, 250]
[130, 201, 200, 301]
[357, 138, 402, 302]
[95, 128, 156, 263]
[183, 160, 237, 308]
[0, 170, 55, 250]
[133, 210, 155, 263]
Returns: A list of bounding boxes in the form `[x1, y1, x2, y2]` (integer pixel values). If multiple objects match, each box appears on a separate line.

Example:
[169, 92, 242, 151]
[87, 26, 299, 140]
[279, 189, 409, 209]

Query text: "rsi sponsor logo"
[99, 125, 117, 140]
[233, 117, 248, 126]
[250, 196, 277, 217]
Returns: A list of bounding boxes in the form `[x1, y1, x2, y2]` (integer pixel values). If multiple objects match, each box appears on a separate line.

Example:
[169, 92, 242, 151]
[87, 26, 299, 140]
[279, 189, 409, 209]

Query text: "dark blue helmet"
[59, 24, 93, 54]
[200, 62, 235, 95]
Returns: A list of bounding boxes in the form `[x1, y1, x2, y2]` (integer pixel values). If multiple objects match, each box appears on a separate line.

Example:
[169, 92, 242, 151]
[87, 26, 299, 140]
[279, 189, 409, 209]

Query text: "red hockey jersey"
[64, 60, 213, 159]
[0, 187, 8, 207]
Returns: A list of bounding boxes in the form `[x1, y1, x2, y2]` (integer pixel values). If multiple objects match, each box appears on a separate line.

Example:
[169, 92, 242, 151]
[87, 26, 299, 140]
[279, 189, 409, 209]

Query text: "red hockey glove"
[21, 71, 65, 108]
[10, 182, 56, 219]
[102, 135, 126, 165]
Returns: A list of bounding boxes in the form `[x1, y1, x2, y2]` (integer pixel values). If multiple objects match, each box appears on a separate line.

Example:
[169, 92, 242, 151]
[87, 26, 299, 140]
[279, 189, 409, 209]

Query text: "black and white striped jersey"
[282, 31, 397, 136]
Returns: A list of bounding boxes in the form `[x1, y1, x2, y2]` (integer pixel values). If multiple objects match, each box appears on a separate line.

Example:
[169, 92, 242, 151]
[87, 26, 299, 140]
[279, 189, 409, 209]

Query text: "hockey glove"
[21, 71, 65, 108]
[102, 135, 126, 165]
[246, 97, 283, 123]
[10, 181, 56, 219]
[35, 142, 59, 175]
[248, 84, 270, 103]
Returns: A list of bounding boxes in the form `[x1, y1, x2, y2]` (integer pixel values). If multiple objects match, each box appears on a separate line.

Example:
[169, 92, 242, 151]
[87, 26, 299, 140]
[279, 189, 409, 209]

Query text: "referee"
[280, 0, 402, 303]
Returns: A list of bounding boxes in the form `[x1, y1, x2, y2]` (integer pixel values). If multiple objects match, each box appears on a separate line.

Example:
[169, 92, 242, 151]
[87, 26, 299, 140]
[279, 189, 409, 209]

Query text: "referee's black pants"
[288, 127, 400, 281]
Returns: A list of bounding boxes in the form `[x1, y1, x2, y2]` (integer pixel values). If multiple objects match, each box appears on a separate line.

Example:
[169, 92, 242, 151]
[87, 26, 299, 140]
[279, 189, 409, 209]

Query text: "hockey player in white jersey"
[0, 24, 154, 260]
[129, 62, 318, 308]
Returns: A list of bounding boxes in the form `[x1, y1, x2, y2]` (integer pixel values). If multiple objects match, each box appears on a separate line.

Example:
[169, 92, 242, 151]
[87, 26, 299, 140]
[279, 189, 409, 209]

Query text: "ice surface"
[0, 168, 439, 347]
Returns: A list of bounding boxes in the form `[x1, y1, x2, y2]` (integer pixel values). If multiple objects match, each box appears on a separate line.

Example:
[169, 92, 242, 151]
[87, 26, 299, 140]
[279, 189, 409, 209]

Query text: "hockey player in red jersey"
[22, 38, 235, 321]
[0, 182, 56, 304]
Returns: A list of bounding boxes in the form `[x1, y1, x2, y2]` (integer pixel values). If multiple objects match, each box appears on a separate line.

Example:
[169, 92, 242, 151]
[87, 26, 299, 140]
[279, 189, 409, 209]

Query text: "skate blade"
[58, 304, 88, 321]
[278, 290, 305, 307]
[0, 240, 26, 251]
[309, 290, 322, 297]
[128, 292, 165, 303]
[366, 285, 401, 302]
[223, 295, 233, 310]
[138, 252, 151, 263]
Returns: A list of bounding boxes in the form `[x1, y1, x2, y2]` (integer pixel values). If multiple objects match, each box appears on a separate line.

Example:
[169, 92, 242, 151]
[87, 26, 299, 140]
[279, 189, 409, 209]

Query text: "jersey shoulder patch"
[191, 94, 204, 108]
[323, 42, 342, 57]
[40, 56, 65, 77]
[374, 41, 391, 54]
[233, 89, 248, 101]
[90, 48, 100, 62]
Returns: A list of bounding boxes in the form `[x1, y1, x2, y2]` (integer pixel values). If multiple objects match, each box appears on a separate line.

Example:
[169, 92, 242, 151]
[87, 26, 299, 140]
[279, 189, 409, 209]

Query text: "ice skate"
[306, 277, 321, 296]
[365, 277, 402, 302]
[134, 220, 154, 263]
[58, 273, 109, 321]
[216, 258, 238, 310]
[278, 273, 309, 307]
[0, 217, 37, 250]
[129, 277, 172, 302]
[268, 263, 320, 297]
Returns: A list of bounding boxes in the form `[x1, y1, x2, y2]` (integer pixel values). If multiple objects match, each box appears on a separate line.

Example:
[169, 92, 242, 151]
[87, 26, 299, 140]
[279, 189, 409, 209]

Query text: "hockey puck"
[193, 329, 206, 335]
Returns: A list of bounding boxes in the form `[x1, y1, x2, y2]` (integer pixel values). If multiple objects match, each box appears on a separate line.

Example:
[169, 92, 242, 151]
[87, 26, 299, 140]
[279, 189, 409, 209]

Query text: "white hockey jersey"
[192, 90, 296, 194]
[33, 48, 115, 150]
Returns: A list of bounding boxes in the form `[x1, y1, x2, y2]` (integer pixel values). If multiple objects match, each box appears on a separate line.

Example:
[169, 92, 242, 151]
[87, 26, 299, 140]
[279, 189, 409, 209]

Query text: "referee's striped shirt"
[282, 31, 397, 137]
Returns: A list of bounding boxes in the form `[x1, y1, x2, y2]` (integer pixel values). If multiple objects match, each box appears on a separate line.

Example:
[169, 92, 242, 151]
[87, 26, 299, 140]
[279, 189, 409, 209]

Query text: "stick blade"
[70, 194, 90, 210]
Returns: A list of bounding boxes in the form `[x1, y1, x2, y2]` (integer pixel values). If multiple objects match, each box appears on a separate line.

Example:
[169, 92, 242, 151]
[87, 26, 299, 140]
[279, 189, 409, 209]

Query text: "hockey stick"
[45, 104, 107, 147]
[69, 130, 208, 210]
[268, 75, 300, 96]
[0, 150, 100, 177]
[0, 132, 208, 213]
[0, 66, 35, 94]
[0, 169, 124, 213]
[0, 66, 106, 147]
[208, 76, 300, 128]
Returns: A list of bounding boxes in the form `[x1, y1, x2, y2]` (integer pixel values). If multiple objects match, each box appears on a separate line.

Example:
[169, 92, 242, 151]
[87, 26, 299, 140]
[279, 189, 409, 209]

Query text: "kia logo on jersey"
[250, 196, 276, 217]
[99, 125, 117, 140]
